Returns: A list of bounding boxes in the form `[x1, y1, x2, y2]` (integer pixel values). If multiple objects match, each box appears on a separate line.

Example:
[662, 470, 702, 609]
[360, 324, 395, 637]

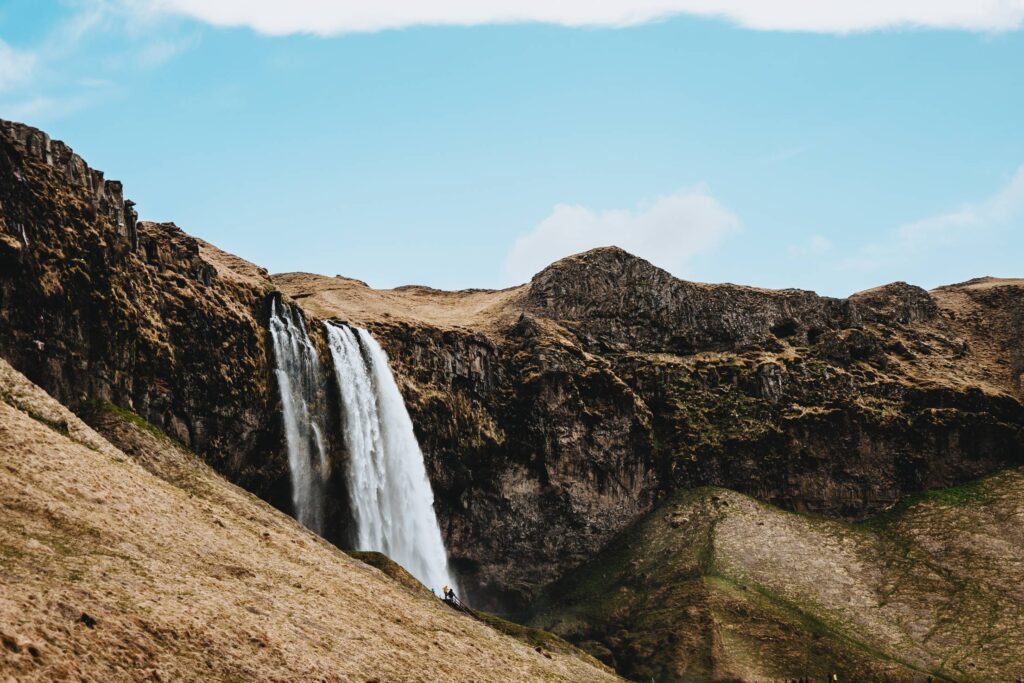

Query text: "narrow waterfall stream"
[325, 322, 459, 594]
[268, 299, 330, 535]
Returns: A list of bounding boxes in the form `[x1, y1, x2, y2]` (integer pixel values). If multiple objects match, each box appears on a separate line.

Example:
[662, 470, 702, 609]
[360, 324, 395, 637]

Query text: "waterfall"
[325, 322, 459, 594]
[269, 299, 330, 535]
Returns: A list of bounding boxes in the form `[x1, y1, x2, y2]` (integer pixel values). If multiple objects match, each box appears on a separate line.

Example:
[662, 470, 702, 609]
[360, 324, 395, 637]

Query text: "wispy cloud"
[0, 94, 95, 121]
[133, 34, 200, 68]
[788, 234, 832, 257]
[0, 40, 37, 93]
[126, 0, 1024, 35]
[0, 2, 199, 123]
[763, 145, 808, 164]
[844, 165, 1024, 272]
[504, 185, 741, 284]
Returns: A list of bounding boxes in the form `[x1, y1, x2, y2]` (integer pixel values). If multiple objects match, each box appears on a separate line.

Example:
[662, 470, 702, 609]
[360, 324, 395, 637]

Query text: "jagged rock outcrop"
[524, 246, 857, 353]
[279, 251, 1024, 613]
[0, 120, 293, 506]
[2, 119, 1021, 641]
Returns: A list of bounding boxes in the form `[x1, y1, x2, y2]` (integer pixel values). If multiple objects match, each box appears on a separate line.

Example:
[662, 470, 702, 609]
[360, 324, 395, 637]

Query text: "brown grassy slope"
[931, 277, 1024, 398]
[272, 271, 524, 335]
[528, 479, 1024, 682]
[0, 358, 617, 682]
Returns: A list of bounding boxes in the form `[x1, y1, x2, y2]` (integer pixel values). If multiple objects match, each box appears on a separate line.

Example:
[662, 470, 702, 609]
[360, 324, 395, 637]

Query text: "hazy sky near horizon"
[1, 1, 1022, 296]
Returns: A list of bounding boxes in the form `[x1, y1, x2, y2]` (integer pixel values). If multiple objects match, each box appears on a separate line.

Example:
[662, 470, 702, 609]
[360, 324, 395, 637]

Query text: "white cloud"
[125, 0, 1024, 35]
[134, 34, 200, 68]
[845, 165, 1024, 271]
[0, 40, 36, 93]
[788, 234, 832, 257]
[504, 186, 740, 284]
[0, 94, 94, 121]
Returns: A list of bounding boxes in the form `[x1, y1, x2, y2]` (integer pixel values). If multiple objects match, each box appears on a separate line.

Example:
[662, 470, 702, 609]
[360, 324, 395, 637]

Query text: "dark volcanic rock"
[364, 318, 659, 611]
[279, 252, 1024, 613]
[523, 246, 857, 353]
[3, 118, 1022, 625]
[0, 120, 291, 508]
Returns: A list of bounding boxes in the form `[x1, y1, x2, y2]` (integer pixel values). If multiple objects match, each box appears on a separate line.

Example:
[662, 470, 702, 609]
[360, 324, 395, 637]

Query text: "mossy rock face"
[81, 399, 173, 443]
[303, 264, 1024, 614]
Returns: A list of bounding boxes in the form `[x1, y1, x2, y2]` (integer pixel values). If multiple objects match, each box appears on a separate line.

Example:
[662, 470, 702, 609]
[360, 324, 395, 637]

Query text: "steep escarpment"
[0, 120, 295, 506]
[276, 272, 659, 611]
[525, 249, 1022, 517]
[0, 358, 616, 682]
[3, 118, 1022, 680]
[279, 250, 1023, 612]
[523, 246, 855, 353]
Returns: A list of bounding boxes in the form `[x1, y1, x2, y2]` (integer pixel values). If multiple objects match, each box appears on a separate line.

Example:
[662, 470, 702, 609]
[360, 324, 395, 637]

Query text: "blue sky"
[1, 1, 1022, 296]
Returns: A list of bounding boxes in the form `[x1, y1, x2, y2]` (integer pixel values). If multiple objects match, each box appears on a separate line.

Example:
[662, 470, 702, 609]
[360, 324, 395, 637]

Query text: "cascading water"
[325, 322, 459, 594]
[269, 299, 330, 535]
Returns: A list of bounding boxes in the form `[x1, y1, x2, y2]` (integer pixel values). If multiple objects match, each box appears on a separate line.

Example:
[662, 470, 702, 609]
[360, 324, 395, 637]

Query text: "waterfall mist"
[269, 299, 330, 535]
[325, 322, 459, 594]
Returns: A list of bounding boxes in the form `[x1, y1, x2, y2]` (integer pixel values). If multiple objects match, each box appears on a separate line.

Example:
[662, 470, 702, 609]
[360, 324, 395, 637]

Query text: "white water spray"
[269, 299, 330, 535]
[325, 322, 459, 594]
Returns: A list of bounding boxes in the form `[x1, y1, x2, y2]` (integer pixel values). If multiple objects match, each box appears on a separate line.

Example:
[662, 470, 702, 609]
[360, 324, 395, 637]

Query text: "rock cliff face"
[0, 120, 293, 507]
[278, 272, 660, 610]
[2, 119, 1022, 640]
[276, 253, 1024, 613]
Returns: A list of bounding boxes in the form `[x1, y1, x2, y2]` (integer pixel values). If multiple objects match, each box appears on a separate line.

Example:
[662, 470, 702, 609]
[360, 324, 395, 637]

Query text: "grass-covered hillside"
[0, 358, 616, 682]
[528, 471, 1024, 681]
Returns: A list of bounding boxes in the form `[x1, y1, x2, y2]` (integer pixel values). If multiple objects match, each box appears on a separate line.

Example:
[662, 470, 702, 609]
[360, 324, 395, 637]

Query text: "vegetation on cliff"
[527, 470, 1024, 681]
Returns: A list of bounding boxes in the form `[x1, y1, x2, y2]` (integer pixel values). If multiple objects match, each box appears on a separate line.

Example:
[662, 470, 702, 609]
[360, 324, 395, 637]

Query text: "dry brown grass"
[0, 359, 617, 682]
[273, 272, 525, 336]
[194, 236, 274, 292]
[931, 277, 1024, 398]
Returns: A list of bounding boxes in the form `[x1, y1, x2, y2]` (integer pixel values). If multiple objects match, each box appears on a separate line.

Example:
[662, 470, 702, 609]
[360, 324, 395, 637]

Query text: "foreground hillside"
[526, 470, 1024, 681]
[0, 358, 615, 682]
[2, 119, 1022, 680]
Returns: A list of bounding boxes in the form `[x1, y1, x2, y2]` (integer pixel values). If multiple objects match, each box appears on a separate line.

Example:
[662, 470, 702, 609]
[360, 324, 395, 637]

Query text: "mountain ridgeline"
[2, 119, 1023, 681]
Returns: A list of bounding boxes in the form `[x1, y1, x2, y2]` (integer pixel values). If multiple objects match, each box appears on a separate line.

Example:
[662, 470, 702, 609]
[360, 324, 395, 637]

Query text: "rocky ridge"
[277, 250, 1024, 612]
[0, 119, 306, 511]
[1, 119, 1022, 680]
